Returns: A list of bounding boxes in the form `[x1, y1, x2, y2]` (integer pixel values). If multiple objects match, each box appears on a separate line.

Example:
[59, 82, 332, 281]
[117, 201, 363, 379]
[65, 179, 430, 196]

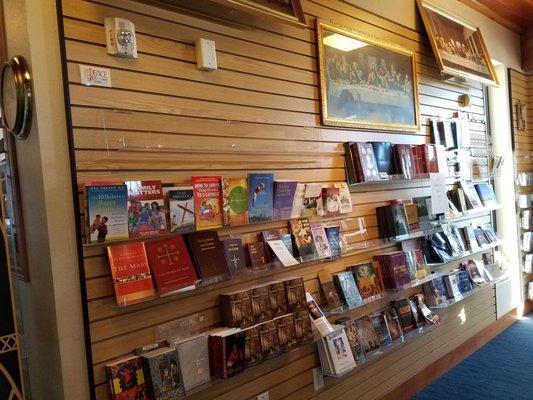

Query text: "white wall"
[2, 0, 89, 398]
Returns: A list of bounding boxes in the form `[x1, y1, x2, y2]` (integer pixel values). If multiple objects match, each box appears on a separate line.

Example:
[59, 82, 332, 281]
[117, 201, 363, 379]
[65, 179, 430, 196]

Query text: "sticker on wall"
[79, 65, 112, 87]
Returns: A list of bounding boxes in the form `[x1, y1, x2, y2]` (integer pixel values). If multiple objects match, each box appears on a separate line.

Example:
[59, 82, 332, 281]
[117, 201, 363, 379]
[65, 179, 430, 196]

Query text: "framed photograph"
[517, 101, 526, 131]
[316, 20, 419, 132]
[417, 0, 498, 86]
[221, 0, 306, 25]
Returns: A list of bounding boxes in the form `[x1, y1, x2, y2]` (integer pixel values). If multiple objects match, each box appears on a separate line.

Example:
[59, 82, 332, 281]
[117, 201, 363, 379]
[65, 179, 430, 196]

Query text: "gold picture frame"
[316, 19, 420, 132]
[417, 0, 499, 86]
[217, 0, 306, 25]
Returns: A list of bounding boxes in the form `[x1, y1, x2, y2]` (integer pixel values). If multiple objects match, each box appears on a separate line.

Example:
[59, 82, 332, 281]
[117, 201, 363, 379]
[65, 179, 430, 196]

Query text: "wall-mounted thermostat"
[104, 17, 138, 59]
[195, 38, 217, 71]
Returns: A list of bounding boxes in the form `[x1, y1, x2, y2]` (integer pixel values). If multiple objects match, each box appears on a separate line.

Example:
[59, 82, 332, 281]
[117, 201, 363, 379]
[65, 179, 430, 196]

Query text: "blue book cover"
[248, 173, 274, 223]
[457, 270, 474, 293]
[334, 271, 363, 307]
[325, 227, 341, 256]
[86, 184, 129, 243]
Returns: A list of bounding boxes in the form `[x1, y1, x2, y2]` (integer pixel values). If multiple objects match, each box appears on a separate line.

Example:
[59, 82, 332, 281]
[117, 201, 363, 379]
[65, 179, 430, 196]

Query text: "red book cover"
[192, 176, 223, 230]
[412, 145, 427, 174]
[107, 243, 156, 307]
[126, 180, 168, 238]
[145, 236, 198, 296]
[423, 144, 439, 173]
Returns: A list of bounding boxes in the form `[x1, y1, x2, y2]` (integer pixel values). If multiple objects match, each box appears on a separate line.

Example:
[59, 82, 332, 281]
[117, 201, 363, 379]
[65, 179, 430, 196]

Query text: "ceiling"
[458, 0, 533, 34]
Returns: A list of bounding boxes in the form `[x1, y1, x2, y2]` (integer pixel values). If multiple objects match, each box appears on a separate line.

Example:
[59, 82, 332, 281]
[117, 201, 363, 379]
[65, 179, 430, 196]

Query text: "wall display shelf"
[323, 239, 503, 317]
[323, 316, 447, 379]
[348, 174, 459, 192]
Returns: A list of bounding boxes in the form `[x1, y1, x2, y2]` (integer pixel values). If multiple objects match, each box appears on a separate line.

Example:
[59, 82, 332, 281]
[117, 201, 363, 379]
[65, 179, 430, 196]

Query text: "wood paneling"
[58, 0, 497, 398]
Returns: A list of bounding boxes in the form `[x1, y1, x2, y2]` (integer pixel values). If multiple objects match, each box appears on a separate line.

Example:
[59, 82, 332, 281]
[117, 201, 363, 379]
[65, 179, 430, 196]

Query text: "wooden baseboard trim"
[379, 309, 518, 400]
[524, 300, 533, 316]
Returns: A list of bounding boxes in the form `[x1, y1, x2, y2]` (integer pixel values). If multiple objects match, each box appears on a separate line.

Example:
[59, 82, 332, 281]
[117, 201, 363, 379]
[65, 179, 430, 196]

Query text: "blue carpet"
[414, 314, 533, 400]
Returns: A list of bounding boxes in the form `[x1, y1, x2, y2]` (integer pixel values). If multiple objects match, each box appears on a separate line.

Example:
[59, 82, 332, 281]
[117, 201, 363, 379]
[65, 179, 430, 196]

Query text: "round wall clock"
[0, 56, 32, 140]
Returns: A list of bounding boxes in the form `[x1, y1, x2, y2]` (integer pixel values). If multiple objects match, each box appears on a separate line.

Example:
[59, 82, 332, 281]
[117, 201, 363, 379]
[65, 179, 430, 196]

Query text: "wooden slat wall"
[57, 1, 498, 398]
[509, 69, 533, 306]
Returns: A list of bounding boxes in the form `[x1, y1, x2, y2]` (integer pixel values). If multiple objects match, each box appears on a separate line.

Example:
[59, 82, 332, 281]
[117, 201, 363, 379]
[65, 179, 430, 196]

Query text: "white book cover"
[333, 182, 353, 214]
[444, 273, 462, 299]
[325, 329, 356, 375]
[290, 183, 306, 219]
[309, 221, 332, 259]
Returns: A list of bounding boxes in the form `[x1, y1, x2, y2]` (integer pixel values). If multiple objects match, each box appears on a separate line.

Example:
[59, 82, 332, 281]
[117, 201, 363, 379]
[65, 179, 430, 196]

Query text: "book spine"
[350, 143, 364, 182]
[343, 142, 357, 185]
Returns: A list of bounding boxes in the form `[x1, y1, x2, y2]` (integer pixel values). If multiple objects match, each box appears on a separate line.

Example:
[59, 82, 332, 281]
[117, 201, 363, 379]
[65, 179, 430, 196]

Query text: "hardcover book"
[106, 355, 148, 400]
[140, 347, 185, 400]
[422, 277, 449, 308]
[272, 180, 298, 220]
[126, 180, 168, 238]
[354, 142, 380, 182]
[191, 176, 223, 230]
[248, 173, 275, 223]
[285, 277, 306, 311]
[382, 307, 403, 341]
[86, 184, 129, 244]
[325, 227, 342, 257]
[221, 177, 249, 226]
[276, 314, 298, 352]
[393, 298, 415, 333]
[222, 238, 248, 275]
[343, 141, 357, 185]
[246, 242, 270, 271]
[261, 229, 283, 268]
[310, 221, 332, 259]
[393, 144, 415, 179]
[370, 313, 392, 347]
[333, 182, 354, 214]
[166, 186, 195, 234]
[322, 187, 341, 216]
[424, 144, 439, 173]
[318, 270, 344, 313]
[208, 328, 245, 379]
[268, 281, 288, 317]
[293, 309, 313, 344]
[244, 325, 263, 367]
[290, 183, 306, 219]
[219, 290, 254, 328]
[173, 334, 210, 391]
[353, 316, 381, 355]
[411, 144, 426, 174]
[186, 231, 230, 284]
[259, 320, 280, 359]
[370, 141, 394, 176]
[289, 218, 317, 260]
[249, 286, 272, 323]
[107, 243, 156, 307]
[348, 262, 383, 299]
[333, 271, 363, 308]
[145, 237, 197, 296]
[335, 317, 365, 362]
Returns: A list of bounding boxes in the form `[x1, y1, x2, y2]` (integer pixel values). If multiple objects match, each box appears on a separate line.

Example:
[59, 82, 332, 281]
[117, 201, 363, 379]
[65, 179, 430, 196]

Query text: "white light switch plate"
[257, 391, 269, 400]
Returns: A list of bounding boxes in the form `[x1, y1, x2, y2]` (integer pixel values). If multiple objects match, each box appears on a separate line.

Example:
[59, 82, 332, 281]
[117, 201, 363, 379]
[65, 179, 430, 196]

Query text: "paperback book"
[370, 313, 392, 347]
[222, 238, 248, 275]
[289, 218, 317, 260]
[140, 347, 185, 400]
[325, 226, 342, 257]
[348, 262, 383, 299]
[191, 176, 223, 230]
[173, 334, 210, 391]
[272, 180, 298, 220]
[333, 182, 353, 214]
[166, 187, 195, 234]
[333, 271, 363, 308]
[353, 316, 381, 355]
[248, 173, 274, 223]
[318, 270, 344, 313]
[221, 177, 249, 226]
[126, 180, 168, 238]
[106, 355, 148, 400]
[335, 317, 365, 362]
[208, 328, 246, 379]
[310, 221, 333, 259]
[86, 184, 129, 244]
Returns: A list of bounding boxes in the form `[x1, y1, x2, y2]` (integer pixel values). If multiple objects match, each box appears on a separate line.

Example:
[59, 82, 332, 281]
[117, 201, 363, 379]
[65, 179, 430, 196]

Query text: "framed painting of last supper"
[417, 0, 498, 86]
[316, 20, 419, 132]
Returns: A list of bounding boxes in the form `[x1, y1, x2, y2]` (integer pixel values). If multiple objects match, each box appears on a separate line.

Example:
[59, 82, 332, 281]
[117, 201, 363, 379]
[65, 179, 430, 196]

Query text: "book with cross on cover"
[165, 186, 195, 234]
[145, 236, 198, 296]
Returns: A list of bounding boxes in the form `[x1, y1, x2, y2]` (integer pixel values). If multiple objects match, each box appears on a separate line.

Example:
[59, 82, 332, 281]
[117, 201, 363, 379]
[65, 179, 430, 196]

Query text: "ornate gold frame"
[417, 0, 499, 87]
[316, 19, 420, 132]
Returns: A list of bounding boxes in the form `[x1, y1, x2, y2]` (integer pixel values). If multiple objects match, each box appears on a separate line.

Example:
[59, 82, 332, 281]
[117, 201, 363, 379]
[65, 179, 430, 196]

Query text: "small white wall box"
[195, 38, 217, 71]
[104, 17, 138, 59]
